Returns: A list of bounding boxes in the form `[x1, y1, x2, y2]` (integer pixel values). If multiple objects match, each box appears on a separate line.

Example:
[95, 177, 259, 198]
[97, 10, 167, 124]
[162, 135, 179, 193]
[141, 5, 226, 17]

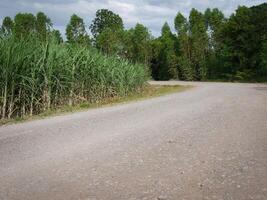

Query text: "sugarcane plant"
[0, 35, 148, 119]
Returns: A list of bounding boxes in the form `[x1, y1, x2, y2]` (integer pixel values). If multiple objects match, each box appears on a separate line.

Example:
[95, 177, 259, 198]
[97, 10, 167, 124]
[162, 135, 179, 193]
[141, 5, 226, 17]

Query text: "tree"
[175, 12, 188, 35]
[128, 23, 152, 65]
[250, 3, 267, 78]
[122, 28, 135, 60]
[96, 28, 124, 55]
[150, 38, 161, 80]
[222, 6, 254, 79]
[151, 22, 178, 80]
[90, 9, 124, 40]
[189, 8, 209, 80]
[14, 13, 36, 39]
[90, 9, 124, 55]
[122, 24, 152, 66]
[205, 8, 225, 50]
[36, 12, 52, 41]
[204, 8, 226, 79]
[259, 40, 267, 77]
[219, 3, 267, 80]
[174, 12, 194, 80]
[51, 30, 63, 44]
[66, 14, 90, 45]
[1, 17, 14, 36]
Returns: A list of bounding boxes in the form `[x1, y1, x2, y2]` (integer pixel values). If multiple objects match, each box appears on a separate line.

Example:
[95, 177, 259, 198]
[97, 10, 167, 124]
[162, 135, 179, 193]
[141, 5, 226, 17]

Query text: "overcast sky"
[0, 0, 266, 37]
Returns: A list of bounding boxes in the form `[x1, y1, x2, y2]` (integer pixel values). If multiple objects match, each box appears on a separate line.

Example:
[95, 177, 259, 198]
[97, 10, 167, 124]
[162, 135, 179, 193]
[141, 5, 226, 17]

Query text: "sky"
[0, 0, 266, 37]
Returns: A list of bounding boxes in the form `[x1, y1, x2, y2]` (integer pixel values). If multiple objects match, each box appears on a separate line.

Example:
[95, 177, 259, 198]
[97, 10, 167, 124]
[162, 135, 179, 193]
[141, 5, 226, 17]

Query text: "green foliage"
[175, 12, 188, 35]
[78, 3, 267, 82]
[66, 14, 90, 45]
[205, 8, 225, 50]
[123, 23, 152, 65]
[90, 9, 124, 55]
[151, 23, 179, 80]
[90, 9, 124, 39]
[1, 12, 61, 44]
[96, 28, 124, 56]
[189, 8, 209, 80]
[132, 23, 152, 65]
[259, 40, 267, 76]
[217, 3, 267, 80]
[250, 3, 267, 78]
[173, 9, 210, 81]
[1, 17, 14, 36]
[174, 12, 194, 80]
[14, 13, 36, 39]
[51, 30, 63, 44]
[36, 12, 52, 41]
[1, 3, 267, 123]
[0, 35, 148, 119]
[223, 6, 253, 72]
[204, 8, 226, 79]
[205, 8, 225, 33]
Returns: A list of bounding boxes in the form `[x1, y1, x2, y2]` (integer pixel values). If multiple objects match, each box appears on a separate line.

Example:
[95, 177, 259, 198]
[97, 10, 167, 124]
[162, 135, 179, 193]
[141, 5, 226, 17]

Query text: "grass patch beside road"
[0, 84, 191, 126]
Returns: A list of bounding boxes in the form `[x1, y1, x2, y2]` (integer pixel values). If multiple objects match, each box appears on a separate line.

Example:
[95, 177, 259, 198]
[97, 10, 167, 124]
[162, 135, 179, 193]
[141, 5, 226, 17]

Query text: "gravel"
[0, 81, 267, 200]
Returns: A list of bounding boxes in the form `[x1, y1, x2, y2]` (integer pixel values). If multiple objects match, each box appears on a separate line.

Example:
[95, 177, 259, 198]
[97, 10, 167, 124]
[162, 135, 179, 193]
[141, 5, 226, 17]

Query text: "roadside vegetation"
[0, 11, 149, 120]
[0, 35, 148, 120]
[0, 3, 267, 120]
[0, 85, 190, 125]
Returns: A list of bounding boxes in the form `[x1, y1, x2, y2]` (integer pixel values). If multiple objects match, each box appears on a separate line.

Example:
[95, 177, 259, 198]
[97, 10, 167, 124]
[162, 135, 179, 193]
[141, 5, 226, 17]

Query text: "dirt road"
[0, 81, 267, 200]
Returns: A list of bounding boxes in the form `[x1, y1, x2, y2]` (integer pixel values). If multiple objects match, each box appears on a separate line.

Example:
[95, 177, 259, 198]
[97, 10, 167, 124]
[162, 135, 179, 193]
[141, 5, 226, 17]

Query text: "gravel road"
[0, 81, 267, 200]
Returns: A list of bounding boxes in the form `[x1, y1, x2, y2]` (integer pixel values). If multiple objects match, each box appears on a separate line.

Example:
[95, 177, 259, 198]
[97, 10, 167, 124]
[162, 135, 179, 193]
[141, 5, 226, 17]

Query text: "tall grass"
[0, 35, 148, 119]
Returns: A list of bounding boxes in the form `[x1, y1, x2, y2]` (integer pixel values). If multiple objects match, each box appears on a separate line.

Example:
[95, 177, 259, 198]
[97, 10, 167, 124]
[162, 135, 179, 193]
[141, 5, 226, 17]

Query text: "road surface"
[0, 81, 267, 200]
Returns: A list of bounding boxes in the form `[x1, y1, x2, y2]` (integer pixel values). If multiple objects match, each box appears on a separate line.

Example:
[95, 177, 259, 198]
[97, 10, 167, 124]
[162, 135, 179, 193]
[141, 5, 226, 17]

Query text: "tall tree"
[90, 9, 124, 54]
[152, 22, 178, 80]
[14, 13, 36, 39]
[96, 28, 124, 55]
[150, 38, 162, 80]
[1, 17, 14, 36]
[189, 8, 209, 80]
[204, 8, 226, 78]
[129, 23, 152, 65]
[66, 14, 90, 45]
[260, 40, 267, 77]
[122, 28, 135, 60]
[250, 3, 267, 78]
[220, 3, 267, 80]
[222, 6, 253, 79]
[51, 30, 63, 44]
[36, 12, 52, 41]
[174, 12, 194, 80]
[90, 9, 124, 40]
[205, 8, 225, 50]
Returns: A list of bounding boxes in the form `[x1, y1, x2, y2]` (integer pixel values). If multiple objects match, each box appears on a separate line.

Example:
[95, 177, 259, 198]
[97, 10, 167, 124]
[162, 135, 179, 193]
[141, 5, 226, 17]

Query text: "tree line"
[1, 3, 267, 81]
